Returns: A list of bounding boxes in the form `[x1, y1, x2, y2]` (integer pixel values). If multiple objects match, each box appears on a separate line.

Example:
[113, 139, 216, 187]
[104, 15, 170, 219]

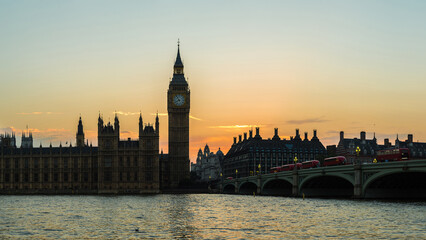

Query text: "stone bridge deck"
[220, 160, 426, 199]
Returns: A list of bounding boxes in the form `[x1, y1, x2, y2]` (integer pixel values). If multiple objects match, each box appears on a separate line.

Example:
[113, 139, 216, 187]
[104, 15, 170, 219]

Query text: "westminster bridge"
[220, 160, 426, 199]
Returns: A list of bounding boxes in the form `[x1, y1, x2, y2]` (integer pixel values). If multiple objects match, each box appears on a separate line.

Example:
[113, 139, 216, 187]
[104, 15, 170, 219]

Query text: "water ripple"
[0, 195, 425, 239]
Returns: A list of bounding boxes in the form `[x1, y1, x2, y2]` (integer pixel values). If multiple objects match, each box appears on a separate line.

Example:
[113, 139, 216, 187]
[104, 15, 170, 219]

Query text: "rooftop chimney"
[313, 129, 317, 138]
[244, 133, 247, 141]
[340, 131, 344, 140]
[408, 134, 413, 143]
[296, 128, 300, 136]
[384, 138, 390, 147]
[239, 135, 242, 143]
[304, 132, 308, 140]
[360, 131, 366, 141]
[254, 127, 261, 139]
[233, 137, 237, 144]
[249, 130, 253, 139]
[272, 128, 280, 141]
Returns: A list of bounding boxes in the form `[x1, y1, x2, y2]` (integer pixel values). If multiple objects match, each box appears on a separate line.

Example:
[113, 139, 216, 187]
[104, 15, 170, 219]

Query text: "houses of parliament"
[0, 45, 190, 194]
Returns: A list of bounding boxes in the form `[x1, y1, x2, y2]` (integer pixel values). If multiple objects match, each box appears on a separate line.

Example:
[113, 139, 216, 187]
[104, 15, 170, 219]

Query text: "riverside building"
[222, 128, 326, 178]
[0, 115, 160, 194]
[191, 144, 224, 182]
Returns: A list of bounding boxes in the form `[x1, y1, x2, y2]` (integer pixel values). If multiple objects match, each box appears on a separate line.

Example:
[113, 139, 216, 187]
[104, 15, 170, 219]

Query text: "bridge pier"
[292, 169, 299, 197]
[257, 176, 261, 194]
[354, 164, 363, 199]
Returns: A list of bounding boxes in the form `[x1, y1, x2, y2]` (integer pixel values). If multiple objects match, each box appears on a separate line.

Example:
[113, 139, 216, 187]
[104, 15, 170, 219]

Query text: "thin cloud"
[120, 130, 138, 139]
[326, 130, 341, 135]
[150, 113, 202, 121]
[190, 115, 202, 121]
[0, 126, 17, 133]
[16, 112, 63, 115]
[150, 113, 168, 117]
[114, 111, 140, 116]
[209, 125, 261, 129]
[286, 117, 328, 125]
[0, 126, 69, 134]
[0, 126, 73, 146]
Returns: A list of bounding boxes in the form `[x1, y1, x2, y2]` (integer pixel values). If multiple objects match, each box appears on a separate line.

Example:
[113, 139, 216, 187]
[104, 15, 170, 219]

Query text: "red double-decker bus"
[270, 163, 299, 173]
[301, 160, 320, 169]
[323, 156, 346, 167]
[376, 148, 409, 162]
[282, 164, 296, 171]
[270, 166, 282, 173]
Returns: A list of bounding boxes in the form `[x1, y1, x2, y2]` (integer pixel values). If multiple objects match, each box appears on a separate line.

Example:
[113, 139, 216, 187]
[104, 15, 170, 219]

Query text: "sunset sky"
[1, 1, 426, 162]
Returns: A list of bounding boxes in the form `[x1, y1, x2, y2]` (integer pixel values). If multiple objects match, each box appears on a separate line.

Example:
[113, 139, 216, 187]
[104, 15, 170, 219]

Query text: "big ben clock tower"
[167, 42, 190, 188]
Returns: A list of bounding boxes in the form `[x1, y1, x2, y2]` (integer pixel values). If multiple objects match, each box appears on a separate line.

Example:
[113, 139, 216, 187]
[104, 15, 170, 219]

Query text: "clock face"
[173, 94, 185, 106]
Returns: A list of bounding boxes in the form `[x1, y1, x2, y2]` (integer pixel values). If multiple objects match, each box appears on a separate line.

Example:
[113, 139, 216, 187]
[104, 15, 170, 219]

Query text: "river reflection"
[0, 194, 425, 239]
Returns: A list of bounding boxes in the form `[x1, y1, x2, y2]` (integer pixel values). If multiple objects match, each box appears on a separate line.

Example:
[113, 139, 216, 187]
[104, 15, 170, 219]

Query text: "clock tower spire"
[166, 41, 190, 189]
[174, 40, 184, 75]
[170, 40, 188, 86]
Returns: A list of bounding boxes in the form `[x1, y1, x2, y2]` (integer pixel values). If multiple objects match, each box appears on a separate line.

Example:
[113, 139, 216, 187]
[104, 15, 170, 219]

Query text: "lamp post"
[235, 169, 238, 179]
[356, 146, 361, 165]
[294, 156, 298, 170]
[219, 173, 223, 193]
[258, 164, 261, 175]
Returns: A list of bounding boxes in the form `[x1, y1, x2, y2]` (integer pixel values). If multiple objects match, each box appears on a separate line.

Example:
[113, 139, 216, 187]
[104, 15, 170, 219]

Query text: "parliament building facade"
[0, 45, 190, 194]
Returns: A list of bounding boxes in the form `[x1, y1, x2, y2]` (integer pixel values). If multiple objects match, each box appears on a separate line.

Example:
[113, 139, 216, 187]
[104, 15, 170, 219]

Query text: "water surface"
[0, 195, 425, 239]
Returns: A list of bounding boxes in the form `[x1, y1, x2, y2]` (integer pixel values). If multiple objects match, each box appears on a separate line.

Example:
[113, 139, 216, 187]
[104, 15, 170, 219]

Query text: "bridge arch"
[223, 183, 236, 194]
[261, 178, 293, 196]
[363, 169, 426, 199]
[239, 181, 258, 195]
[300, 173, 355, 188]
[299, 173, 354, 198]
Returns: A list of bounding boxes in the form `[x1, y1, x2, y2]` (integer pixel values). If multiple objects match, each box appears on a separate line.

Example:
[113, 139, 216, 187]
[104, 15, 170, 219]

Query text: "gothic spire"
[174, 39, 183, 69]
[155, 111, 159, 134]
[139, 112, 143, 136]
[77, 116, 84, 135]
[170, 43, 188, 86]
[172, 40, 186, 80]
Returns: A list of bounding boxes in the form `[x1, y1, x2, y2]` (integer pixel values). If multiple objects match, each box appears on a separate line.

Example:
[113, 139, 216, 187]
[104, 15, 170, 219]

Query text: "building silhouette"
[222, 128, 326, 178]
[336, 131, 380, 164]
[336, 131, 426, 162]
[395, 134, 426, 159]
[0, 114, 160, 194]
[0, 45, 192, 194]
[191, 144, 224, 182]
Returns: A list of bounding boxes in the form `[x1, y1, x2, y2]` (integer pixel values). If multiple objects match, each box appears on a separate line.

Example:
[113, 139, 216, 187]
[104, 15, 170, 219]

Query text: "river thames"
[0, 194, 425, 239]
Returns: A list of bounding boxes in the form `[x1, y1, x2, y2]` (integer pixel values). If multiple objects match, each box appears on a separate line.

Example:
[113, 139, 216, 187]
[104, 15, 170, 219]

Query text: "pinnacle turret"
[76, 116, 85, 147]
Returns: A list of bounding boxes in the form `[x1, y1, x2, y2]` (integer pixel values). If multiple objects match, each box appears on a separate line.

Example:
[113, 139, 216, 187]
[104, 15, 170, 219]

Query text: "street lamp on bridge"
[258, 164, 261, 175]
[235, 169, 238, 178]
[356, 146, 361, 165]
